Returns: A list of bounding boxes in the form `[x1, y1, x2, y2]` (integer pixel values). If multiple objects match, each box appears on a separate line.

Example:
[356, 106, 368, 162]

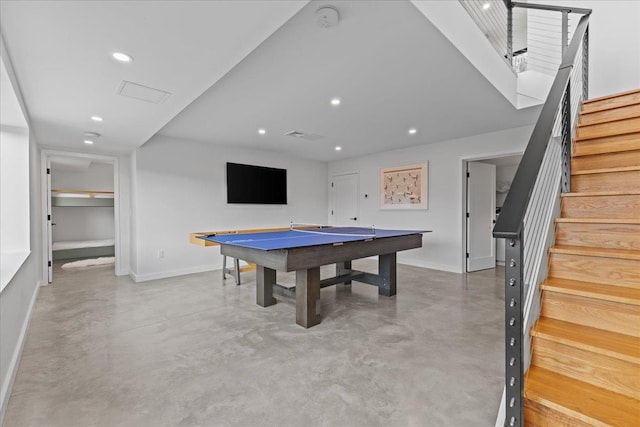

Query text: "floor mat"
[61, 257, 115, 269]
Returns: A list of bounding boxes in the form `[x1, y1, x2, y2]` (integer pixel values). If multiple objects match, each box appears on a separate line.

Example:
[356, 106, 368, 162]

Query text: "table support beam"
[257, 266, 276, 307]
[378, 253, 397, 296]
[296, 267, 321, 328]
[336, 261, 352, 284]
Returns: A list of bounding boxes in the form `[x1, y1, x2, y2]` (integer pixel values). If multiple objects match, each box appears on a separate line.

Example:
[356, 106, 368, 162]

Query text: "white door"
[466, 162, 496, 272]
[331, 173, 359, 226]
[46, 159, 53, 283]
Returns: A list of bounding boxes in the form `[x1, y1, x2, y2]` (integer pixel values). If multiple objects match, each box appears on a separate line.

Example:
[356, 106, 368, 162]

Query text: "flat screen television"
[226, 162, 287, 204]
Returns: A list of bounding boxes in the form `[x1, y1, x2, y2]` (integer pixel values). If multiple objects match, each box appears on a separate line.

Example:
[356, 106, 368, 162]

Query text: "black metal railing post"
[494, 12, 591, 427]
[561, 85, 572, 193]
[504, 233, 524, 427]
[583, 27, 589, 100]
[507, 4, 513, 65]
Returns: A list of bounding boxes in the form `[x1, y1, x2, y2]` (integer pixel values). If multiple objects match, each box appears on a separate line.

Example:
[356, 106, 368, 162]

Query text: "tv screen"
[226, 163, 287, 204]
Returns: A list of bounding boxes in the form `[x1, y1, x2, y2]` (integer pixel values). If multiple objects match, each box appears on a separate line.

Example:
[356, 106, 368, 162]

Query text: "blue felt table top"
[199, 227, 428, 251]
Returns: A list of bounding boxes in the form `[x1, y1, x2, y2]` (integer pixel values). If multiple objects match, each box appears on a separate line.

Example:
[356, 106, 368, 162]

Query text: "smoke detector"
[316, 6, 339, 28]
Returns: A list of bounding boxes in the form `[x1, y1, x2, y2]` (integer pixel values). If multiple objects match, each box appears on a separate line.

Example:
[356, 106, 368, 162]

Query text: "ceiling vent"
[117, 81, 171, 104]
[284, 131, 324, 141]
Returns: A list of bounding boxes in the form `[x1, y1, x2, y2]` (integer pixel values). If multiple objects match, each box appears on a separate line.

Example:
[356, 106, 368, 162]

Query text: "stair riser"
[573, 133, 640, 156]
[582, 91, 640, 113]
[561, 194, 640, 219]
[580, 103, 640, 126]
[572, 150, 640, 172]
[571, 170, 640, 192]
[532, 339, 640, 399]
[549, 253, 640, 288]
[576, 117, 640, 141]
[541, 291, 640, 337]
[524, 399, 593, 427]
[555, 223, 640, 250]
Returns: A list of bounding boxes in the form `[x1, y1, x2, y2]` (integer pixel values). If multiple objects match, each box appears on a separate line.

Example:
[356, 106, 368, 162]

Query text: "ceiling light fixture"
[83, 140, 94, 145]
[112, 52, 133, 63]
[91, 116, 103, 122]
[408, 128, 417, 135]
[258, 128, 266, 135]
[483, 2, 491, 10]
[335, 146, 342, 151]
[331, 98, 341, 106]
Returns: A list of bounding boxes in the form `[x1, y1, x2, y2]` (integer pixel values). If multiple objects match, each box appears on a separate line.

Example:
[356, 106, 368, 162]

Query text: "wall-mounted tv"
[226, 162, 287, 205]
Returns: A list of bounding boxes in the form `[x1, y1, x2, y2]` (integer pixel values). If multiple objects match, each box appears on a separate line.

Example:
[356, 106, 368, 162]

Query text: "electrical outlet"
[158, 250, 164, 259]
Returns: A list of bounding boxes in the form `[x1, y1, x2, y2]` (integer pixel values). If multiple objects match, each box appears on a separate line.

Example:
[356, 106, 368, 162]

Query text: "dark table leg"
[296, 267, 321, 328]
[256, 265, 276, 307]
[378, 253, 397, 297]
[336, 261, 352, 284]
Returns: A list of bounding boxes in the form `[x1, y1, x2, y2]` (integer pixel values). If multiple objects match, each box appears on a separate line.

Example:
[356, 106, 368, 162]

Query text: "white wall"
[0, 128, 29, 254]
[328, 125, 533, 273]
[0, 132, 42, 423]
[540, 0, 640, 98]
[0, 36, 43, 423]
[51, 162, 114, 191]
[130, 135, 328, 281]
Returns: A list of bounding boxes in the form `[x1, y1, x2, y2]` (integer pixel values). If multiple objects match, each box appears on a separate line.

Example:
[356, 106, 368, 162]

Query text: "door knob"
[349, 217, 357, 220]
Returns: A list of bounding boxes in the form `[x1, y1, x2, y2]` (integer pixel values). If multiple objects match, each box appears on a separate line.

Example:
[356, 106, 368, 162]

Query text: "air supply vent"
[117, 81, 171, 104]
[284, 131, 324, 141]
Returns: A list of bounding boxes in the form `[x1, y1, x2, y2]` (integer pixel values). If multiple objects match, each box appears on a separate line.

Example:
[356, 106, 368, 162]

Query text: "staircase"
[524, 89, 640, 426]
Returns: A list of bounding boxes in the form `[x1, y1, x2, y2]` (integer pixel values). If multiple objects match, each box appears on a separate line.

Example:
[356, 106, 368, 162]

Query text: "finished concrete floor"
[4, 260, 505, 427]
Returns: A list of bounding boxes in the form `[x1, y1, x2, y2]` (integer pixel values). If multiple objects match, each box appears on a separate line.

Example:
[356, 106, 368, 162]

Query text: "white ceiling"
[0, 0, 307, 153]
[1, 0, 541, 161]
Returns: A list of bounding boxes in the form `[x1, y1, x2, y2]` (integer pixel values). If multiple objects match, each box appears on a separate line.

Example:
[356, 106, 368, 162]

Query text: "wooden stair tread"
[583, 88, 640, 105]
[575, 117, 640, 141]
[549, 245, 640, 260]
[541, 278, 640, 306]
[572, 165, 640, 176]
[573, 133, 640, 156]
[561, 191, 640, 197]
[580, 103, 640, 126]
[581, 97, 640, 115]
[533, 317, 640, 365]
[525, 366, 640, 426]
[556, 218, 640, 224]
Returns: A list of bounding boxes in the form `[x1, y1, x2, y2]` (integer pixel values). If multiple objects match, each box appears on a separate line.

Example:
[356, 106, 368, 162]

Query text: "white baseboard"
[128, 257, 463, 284]
[398, 258, 462, 274]
[494, 387, 506, 427]
[0, 280, 40, 425]
[130, 263, 221, 283]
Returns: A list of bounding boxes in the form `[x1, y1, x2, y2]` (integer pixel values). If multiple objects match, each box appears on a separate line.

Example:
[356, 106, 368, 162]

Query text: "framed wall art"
[380, 162, 428, 210]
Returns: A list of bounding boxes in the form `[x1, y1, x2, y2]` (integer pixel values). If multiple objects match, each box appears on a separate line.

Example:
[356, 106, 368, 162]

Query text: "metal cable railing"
[492, 8, 591, 427]
[459, 0, 510, 66]
[460, 1, 590, 75]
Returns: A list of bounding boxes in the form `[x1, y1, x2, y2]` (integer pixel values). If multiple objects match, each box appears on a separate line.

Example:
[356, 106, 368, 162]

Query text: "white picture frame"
[380, 162, 428, 210]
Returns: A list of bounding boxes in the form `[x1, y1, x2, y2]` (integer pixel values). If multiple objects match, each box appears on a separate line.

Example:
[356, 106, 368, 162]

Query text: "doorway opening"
[463, 154, 523, 273]
[41, 151, 119, 284]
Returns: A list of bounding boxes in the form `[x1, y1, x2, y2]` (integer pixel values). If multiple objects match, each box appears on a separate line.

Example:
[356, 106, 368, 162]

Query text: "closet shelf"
[52, 189, 114, 207]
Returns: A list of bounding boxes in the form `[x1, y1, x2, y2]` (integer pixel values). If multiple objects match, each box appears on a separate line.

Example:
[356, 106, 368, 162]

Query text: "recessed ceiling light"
[83, 140, 94, 145]
[112, 52, 133, 63]
[482, 2, 491, 10]
[408, 128, 417, 135]
[335, 146, 342, 151]
[330, 98, 341, 106]
[258, 128, 266, 135]
[91, 116, 103, 122]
